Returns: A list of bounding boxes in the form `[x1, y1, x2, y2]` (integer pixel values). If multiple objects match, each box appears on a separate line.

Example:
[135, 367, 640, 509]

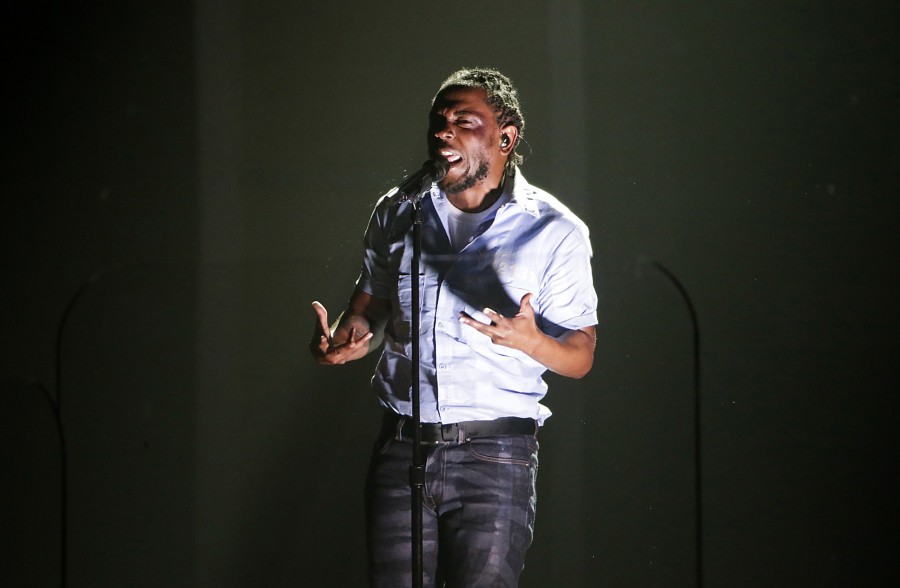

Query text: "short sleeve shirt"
[357, 168, 598, 425]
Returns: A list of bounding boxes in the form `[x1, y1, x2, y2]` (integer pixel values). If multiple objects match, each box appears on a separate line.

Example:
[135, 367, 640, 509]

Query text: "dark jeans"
[365, 432, 539, 588]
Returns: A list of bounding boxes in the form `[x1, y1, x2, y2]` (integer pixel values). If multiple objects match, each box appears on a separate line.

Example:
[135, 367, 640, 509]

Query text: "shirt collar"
[505, 167, 541, 218]
[429, 166, 541, 218]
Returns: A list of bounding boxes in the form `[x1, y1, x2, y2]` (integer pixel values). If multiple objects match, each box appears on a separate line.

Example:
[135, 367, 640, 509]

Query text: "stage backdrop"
[2, 1, 897, 586]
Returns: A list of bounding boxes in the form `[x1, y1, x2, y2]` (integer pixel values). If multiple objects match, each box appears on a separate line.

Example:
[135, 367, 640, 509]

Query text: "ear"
[499, 124, 518, 154]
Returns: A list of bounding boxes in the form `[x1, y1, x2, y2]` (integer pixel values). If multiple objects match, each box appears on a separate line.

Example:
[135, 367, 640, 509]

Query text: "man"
[310, 68, 597, 587]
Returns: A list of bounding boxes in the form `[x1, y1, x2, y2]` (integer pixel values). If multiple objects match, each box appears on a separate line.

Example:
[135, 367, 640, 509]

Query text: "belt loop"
[395, 416, 404, 441]
[456, 422, 467, 444]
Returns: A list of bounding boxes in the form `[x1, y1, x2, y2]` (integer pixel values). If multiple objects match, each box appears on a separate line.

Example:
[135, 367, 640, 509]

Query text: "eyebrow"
[434, 107, 483, 118]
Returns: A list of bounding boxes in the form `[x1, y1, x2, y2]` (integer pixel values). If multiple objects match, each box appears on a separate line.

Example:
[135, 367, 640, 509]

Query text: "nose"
[433, 118, 453, 142]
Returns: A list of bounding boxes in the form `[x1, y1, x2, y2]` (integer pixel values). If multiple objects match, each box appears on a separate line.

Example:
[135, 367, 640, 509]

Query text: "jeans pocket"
[465, 436, 537, 468]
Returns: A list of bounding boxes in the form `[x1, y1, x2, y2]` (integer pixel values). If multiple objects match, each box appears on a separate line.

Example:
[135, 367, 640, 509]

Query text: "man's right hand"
[310, 300, 374, 365]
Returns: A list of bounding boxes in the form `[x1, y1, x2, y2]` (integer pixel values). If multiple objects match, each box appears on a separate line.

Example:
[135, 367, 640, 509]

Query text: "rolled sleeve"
[537, 224, 598, 337]
[357, 196, 394, 299]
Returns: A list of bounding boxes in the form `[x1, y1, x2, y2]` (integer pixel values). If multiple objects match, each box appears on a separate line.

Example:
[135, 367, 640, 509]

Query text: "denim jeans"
[365, 432, 539, 587]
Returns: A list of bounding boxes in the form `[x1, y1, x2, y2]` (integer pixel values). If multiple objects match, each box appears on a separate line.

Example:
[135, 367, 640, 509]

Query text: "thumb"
[312, 301, 330, 334]
[518, 292, 534, 316]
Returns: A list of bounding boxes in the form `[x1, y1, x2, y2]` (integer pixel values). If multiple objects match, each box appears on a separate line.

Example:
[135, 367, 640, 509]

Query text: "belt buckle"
[441, 422, 467, 444]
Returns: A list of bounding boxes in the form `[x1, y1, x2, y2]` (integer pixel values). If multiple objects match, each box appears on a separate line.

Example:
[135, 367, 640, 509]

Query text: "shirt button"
[439, 364, 447, 370]
[437, 321, 445, 329]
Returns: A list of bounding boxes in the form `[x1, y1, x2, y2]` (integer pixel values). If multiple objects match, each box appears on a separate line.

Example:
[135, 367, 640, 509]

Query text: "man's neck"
[447, 174, 507, 213]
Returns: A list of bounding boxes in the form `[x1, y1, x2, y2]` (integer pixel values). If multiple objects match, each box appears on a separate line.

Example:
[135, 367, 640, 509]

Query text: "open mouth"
[438, 149, 462, 168]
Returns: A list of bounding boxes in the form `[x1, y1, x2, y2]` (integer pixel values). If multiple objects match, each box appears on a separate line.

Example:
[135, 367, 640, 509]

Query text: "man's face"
[428, 86, 506, 195]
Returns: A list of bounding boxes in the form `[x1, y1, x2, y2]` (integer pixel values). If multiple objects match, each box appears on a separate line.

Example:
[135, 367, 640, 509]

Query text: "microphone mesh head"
[429, 158, 450, 182]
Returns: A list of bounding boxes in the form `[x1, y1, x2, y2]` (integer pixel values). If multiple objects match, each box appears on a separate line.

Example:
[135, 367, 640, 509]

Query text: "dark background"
[2, 1, 897, 586]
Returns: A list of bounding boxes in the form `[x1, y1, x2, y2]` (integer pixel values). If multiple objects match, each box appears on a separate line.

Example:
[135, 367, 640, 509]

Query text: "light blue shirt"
[357, 168, 598, 425]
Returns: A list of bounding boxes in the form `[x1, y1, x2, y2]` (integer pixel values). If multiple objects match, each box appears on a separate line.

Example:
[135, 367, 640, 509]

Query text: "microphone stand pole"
[393, 159, 446, 587]
[409, 193, 426, 588]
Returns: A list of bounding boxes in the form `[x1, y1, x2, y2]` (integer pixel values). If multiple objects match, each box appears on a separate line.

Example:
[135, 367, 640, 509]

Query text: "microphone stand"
[409, 193, 426, 588]
[391, 159, 446, 588]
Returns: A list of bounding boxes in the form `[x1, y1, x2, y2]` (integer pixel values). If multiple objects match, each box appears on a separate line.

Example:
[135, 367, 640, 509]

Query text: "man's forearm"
[528, 327, 596, 379]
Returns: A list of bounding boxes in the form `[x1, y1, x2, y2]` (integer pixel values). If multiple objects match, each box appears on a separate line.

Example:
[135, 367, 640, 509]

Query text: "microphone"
[389, 158, 450, 204]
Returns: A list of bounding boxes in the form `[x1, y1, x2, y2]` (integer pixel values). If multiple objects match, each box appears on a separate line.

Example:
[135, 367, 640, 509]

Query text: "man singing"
[310, 67, 597, 587]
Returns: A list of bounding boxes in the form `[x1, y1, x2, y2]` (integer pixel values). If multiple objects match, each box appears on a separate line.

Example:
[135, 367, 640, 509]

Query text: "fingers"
[352, 331, 375, 346]
[459, 310, 491, 336]
[312, 300, 330, 338]
[459, 294, 538, 352]
[310, 300, 375, 365]
[317, 330, 374, 365]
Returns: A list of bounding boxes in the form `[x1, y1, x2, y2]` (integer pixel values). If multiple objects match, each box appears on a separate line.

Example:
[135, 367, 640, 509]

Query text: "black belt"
[382, 412, 538, 445]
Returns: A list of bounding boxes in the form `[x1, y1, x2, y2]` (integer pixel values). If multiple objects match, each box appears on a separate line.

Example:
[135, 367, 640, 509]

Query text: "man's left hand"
[459, 293, 541, 355]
